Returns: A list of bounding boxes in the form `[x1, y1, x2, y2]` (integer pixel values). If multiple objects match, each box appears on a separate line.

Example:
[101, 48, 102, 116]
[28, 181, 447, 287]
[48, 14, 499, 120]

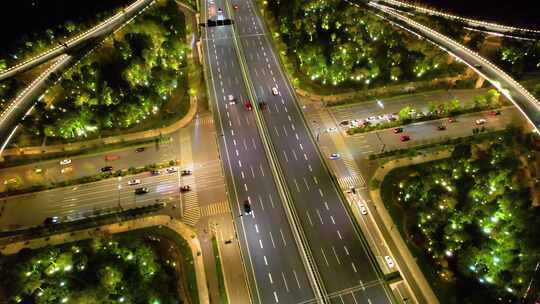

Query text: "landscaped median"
[0, 215, 209, 304]
[371, 127, 540, 303]
[1, 159, 177, 197]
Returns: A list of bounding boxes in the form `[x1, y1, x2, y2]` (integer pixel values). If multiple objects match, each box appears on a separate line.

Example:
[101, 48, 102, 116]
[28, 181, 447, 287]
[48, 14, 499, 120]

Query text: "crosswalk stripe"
[200, 201, 231, 217]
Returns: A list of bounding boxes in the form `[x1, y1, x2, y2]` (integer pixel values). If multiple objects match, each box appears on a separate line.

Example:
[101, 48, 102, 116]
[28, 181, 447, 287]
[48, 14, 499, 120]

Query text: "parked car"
[101, 166, 113, 172]
[150, 170, 160, 176]
[44, 216, 61, 225]
[271, 87, 279, 95]
[135, 187, 149, 195]
[135, 147, 145, 152]
[475, 119, 487, 125]
[59, 159, 71, 165]
[181, 170, 192, 176]
[437, 125, 446, 131]
[258, 101, 267, 110]
[166, 167, 178, 174]
[128, 179, 141, 186]
[329, 153, 340, 160]
[180, 185, 191, 192]
[393, 127, 403, 133]
[400, 135, 410, 142]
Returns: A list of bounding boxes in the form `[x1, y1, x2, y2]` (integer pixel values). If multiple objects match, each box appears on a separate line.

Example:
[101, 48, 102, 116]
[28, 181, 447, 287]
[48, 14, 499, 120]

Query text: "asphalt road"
[201, 0, 316, 303]
[233, 0, 393, 303]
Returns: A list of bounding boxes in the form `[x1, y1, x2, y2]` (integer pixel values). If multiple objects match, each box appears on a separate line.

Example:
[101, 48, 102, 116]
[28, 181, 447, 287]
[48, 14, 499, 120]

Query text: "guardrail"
[225, 0, 328, 303]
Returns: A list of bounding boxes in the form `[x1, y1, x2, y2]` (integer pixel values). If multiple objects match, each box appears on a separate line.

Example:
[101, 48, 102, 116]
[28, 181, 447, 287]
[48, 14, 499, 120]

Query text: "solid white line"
[321, 248, 330, 266]
[282, 272, 290, 292]
[269, 231, 276, 248]
[293, 270, 301, 289]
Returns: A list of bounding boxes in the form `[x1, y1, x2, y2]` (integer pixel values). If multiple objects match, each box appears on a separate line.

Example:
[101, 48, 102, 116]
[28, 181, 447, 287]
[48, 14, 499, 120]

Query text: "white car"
[59, 159, 72, 165]
[385, 256, 395, 268]
[325, 127, 337, 133]
[227, 94, 236, 104]
[329, 153, 340, 160]
[359, 204, 368, 215]
[271, 87, 279, 96]
[475, 119, 487, 125]
[128, 179, 141, 186]
[166, 167, 178, 174]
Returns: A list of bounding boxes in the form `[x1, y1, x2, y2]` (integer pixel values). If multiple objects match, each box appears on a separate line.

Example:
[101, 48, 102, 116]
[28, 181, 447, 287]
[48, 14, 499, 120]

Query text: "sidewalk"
[369, 150, 452, 304]
[0, 215, 210, 304]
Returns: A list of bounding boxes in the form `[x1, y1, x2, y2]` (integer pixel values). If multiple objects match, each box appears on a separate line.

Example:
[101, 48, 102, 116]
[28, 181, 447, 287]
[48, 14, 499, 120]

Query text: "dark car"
[181, 170, 192, 176]
[259, 102, 267, 110]
[400, 135, 410, 142]
[101, 166, 113, 172]
[135, 147, 145, 152]
[243, 200, 252, 214]
[393, 127, 403, 133]
[180, 185, 191, 192]
[245, 101, 253, 111]
[135, 187, 149, 195]
[437, 125, 446, 131]
[44, 216, 60, 226]
[448, 117, 456, 123]
[150, 170, 160, 176]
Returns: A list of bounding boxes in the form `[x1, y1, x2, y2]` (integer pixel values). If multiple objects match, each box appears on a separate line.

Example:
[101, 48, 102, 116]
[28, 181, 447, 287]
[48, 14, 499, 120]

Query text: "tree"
[398, 106, 413, 121]
[99, 265, 123, 292]
[486, 89, 501, 107]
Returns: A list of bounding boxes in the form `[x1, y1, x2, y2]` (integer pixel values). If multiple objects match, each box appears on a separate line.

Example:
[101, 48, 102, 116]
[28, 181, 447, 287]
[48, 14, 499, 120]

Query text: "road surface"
[233, 0, 394, 303]
[201, 0, 317, 303]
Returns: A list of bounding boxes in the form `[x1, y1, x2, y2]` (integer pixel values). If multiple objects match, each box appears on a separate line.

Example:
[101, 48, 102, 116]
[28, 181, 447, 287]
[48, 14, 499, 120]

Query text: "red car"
[489, 110, 501, 116]
[245, 101, 252, 111]
[448, 117, 456, 123]
[400, 135, 410, 142]
[233, 4, 239, 9]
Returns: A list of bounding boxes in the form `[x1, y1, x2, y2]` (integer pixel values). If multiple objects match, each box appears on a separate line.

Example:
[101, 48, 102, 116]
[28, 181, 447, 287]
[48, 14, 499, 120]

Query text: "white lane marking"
[279, 229, 287, 247]
[337, 230, 343, 240]
[258, 195, 265, 211]
[291, 149, 298, 161]
[259, 164, 265, 177]
[228, 120, 232, 127]
[318, 188, 324, 197]
[264, 255, 268, 265]
[295, 133, 299, 140]
[308, 164, 313, 172]
[306, 211, 314, 227]
[250, 165, 256, 178]
[244, 183, 248, 191]
[238, 160, 242, 167]
[269, 194, 275, 208]
[235, 149, 239, 156]
[231, 129, 235, 136]
[332, 246, 341, 265]
[321, 248, 330, 266]
[274, 125, 280, 136]
[226, 111, 230, 118]
[344, 245, 350, 256]
[284, 107, 288, 113]
[268, 272, 274, 284]
[259, 239, 264, 249]
[241, 171, 245, 179]
[269, 231, 276, 248]
[287, 115, 292, 121]
[254, 224, 259, 233]
[352, 262, 358, 273]
[243, 138, 249, 150]
[367, 299, 372, 304]
[324, 201, 329, 210]
[233, 139, 237, 146]
[293, 179, 301, 192]
[282, 125, 289, 136]
[252, 137, 257, 150]
[282, 272, 290, 292]
[352, 292, 359, 304]
[316, 209, 324, 224]
[273, 291, 279, 303]
[293, 270, 301, 289]
[282, 150, 290, 162]
[330, 215, 336, 225]
[313, 176, 319, 184]
[302, 177, 310, 191]
[273, 103, 280, 112]
[291, 124, 295, 131]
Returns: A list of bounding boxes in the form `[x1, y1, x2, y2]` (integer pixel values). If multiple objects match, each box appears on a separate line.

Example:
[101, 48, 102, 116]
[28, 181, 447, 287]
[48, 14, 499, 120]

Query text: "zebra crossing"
[181, 186, 201, 226]
[337, 154, 366, 190]
[194, 115, 214, 127]
[179, 129, 201, 226]
[200, 200, 231, 217]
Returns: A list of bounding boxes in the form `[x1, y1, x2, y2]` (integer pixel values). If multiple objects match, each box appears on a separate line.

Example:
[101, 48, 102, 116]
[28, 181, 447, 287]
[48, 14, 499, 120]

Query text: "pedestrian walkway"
[194, 115, 214, 127]
[200, 200, 230, 217]
[179, 128, 201, 226]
